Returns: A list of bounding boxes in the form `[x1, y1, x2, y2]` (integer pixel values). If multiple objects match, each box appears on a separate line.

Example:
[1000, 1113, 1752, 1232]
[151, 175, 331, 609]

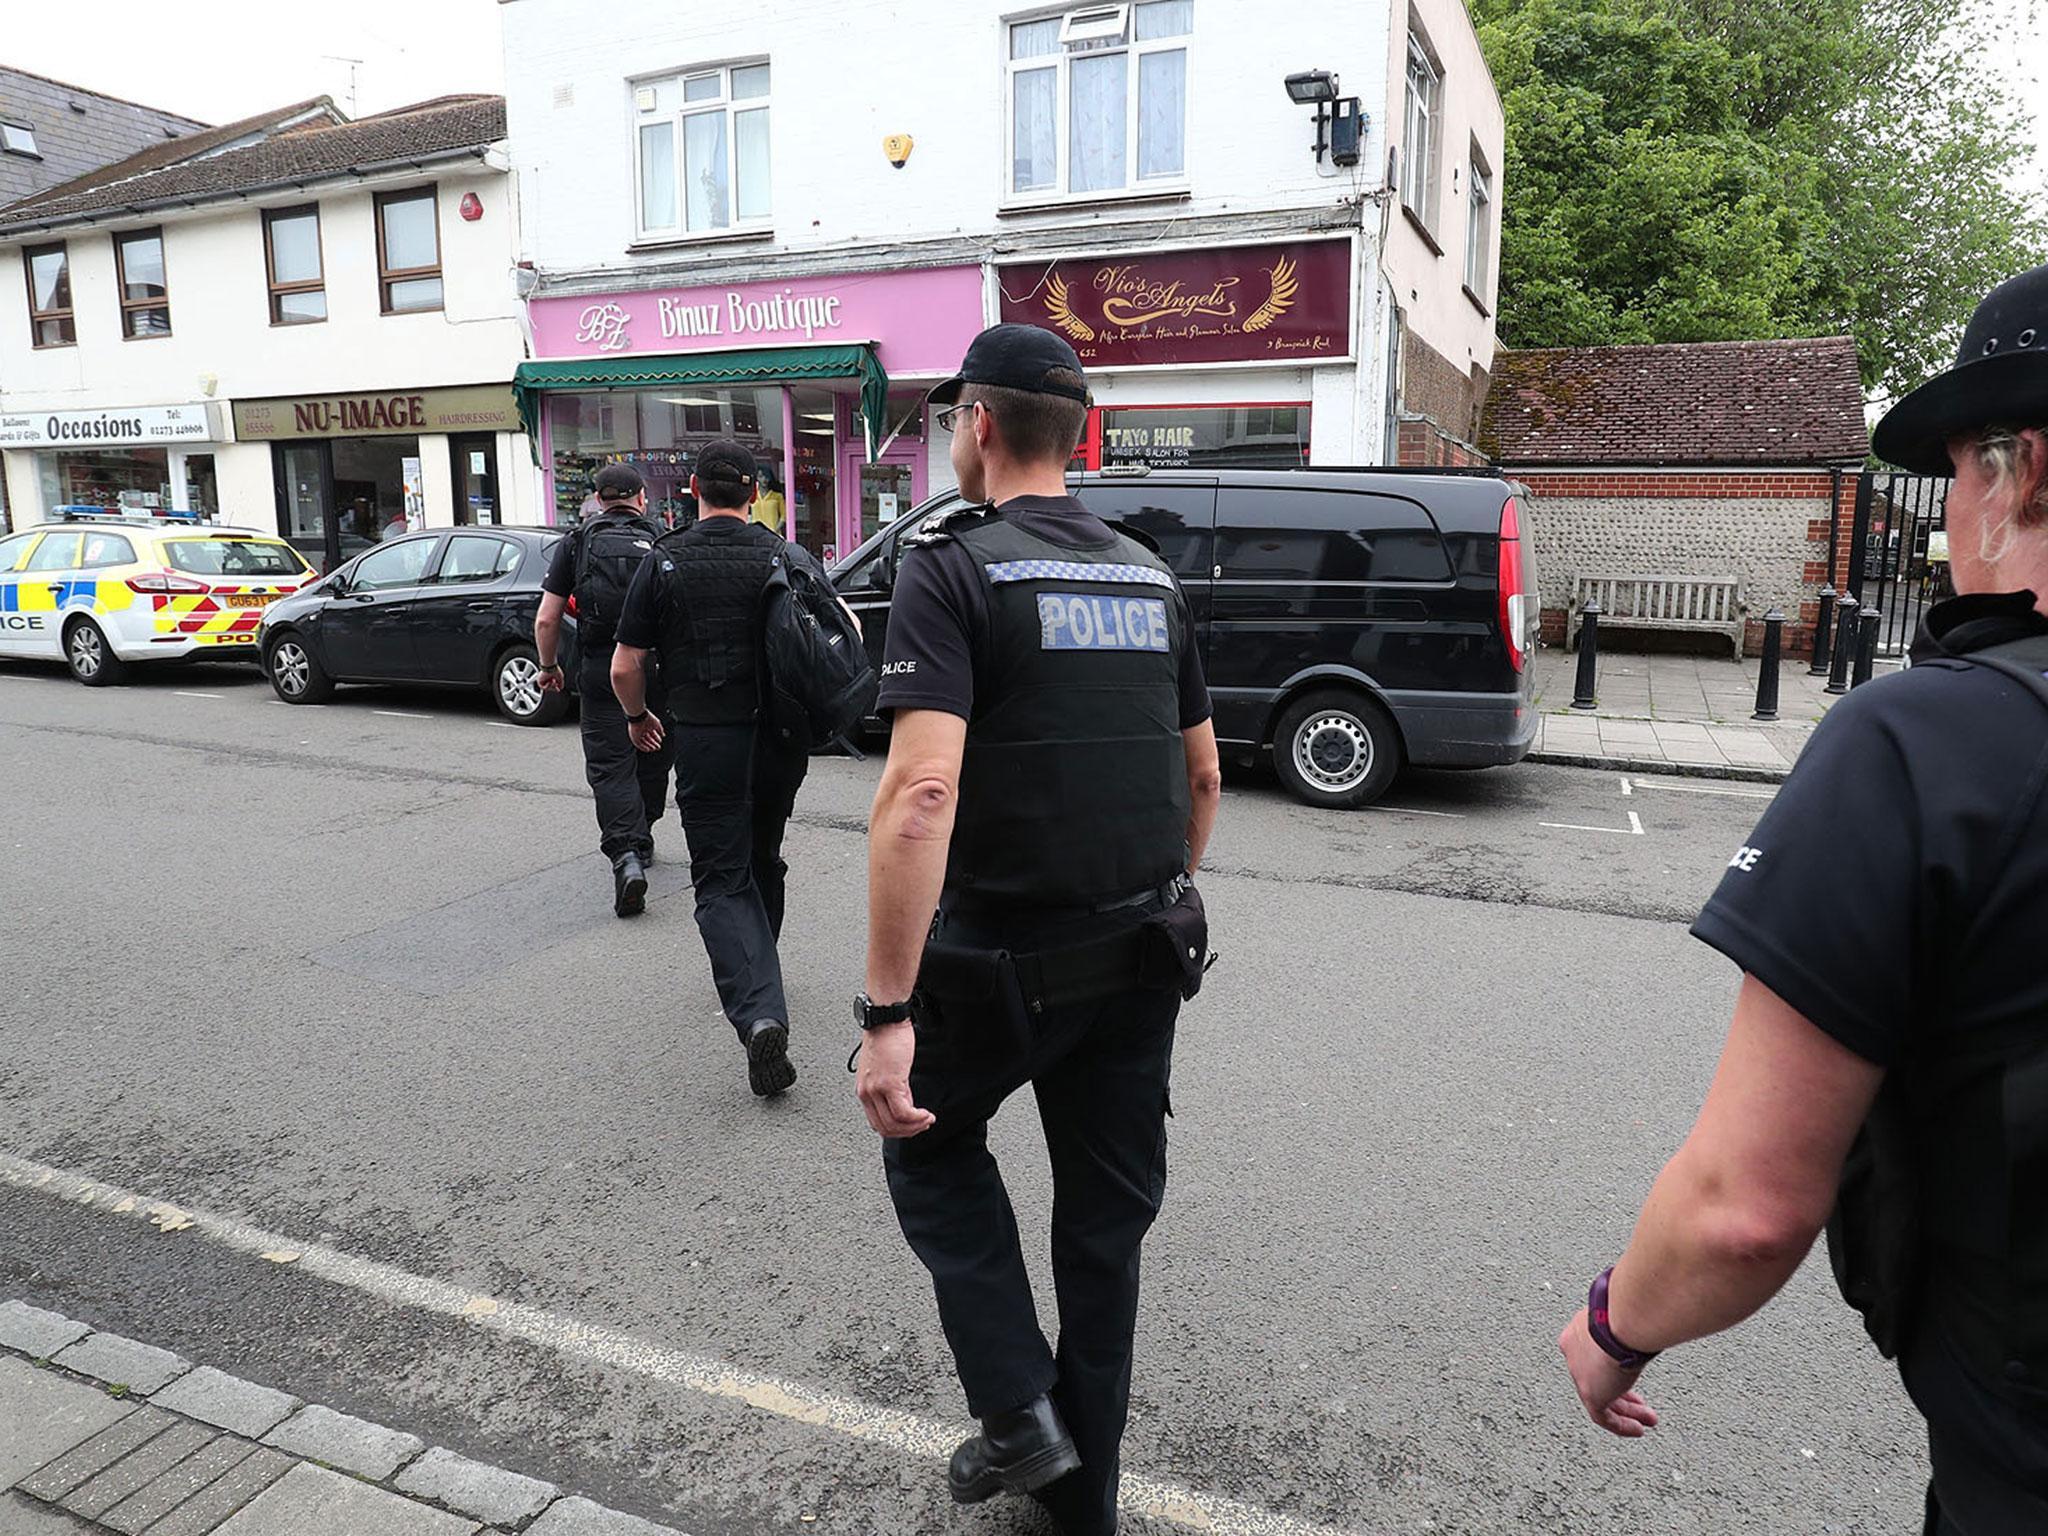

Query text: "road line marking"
[0, 1150, 1362, 1536]
[1618, 777, 1634, 797]
[174, 691, 226, 700]
[1359, 804, 1465, 819]
[372, 709, 433, 720]
[1627, 776, 1777, 801]
[1539, 811, 1645, 836]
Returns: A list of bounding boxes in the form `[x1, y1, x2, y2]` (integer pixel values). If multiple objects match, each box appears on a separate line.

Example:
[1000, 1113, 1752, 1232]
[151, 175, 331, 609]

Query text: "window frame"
[80, 532, 138, 569]
[1401, 28, 1443, 234]
[1464, 144, 1494, 309]
[630, 60, 773, 243]
[23, 532, 84, 573]
[23, 241, 75, 349]
[373, 187, 444, 315]
[348, 534, 440, 591]
[113, 226, 172, 340]
[263, 204, 328, 326]
[428, 533, 521, 585]
[0, 121, 39, 158]
[1003, 2, 1193, 207]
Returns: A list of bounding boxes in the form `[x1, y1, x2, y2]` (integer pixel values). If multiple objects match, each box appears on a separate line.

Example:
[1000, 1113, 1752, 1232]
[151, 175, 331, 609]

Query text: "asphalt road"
[0, 657, 1927, 1536]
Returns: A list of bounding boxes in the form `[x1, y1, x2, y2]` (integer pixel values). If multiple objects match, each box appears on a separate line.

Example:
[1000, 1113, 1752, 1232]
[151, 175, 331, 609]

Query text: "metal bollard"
[1571, 600, 1601, 710]
[1808, 585, 1837, 676]
[1824, 597, 1860, 696]
[1753, 609, 1784, 721]
[1853, 607, 1882, 688]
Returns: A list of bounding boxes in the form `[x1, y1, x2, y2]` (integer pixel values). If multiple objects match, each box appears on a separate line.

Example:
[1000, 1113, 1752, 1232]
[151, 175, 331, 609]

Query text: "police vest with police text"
[942, 512, 1191, 906]
[649, 520, 784, 725]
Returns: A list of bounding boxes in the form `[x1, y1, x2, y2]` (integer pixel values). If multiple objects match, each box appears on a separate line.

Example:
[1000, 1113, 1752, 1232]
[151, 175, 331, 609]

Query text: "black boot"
[947, 1395, 1081, 1505]
[744, 1019, 796, 1097]
[612, 852, 647, 917]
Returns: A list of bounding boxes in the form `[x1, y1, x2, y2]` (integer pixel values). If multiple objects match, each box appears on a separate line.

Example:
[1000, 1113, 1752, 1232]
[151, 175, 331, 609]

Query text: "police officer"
[609, 441, 821, 1098]
[1555, 264, 2048, 1535]
[855, 325, 1224, 1536]
[535, 463, 670, 917]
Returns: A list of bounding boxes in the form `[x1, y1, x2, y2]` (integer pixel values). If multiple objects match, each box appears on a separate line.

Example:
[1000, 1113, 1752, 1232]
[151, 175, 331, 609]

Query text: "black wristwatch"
[627, 708, 650, 723]
[854, 993, 913, 1030]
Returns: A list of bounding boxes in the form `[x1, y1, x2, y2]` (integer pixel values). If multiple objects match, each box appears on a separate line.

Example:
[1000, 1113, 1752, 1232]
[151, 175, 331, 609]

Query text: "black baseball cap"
[695, 439, 758, 489]
[928, 323, 1092, 406]
[593, 463, 645, 501]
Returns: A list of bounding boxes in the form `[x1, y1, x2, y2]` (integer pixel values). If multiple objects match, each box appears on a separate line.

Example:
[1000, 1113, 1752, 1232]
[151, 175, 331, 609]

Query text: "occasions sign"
[997, 239, 1352, 368]
[0, 403, 215, 448]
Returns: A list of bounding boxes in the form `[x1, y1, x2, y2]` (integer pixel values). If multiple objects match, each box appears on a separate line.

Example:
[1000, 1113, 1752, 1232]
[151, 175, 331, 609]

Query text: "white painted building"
[0, 96, 536, 569]
[499, 0, 1503, 561]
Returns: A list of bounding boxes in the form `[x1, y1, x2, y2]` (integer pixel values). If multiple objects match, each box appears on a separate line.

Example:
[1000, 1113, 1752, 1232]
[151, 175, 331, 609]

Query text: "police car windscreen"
[164, 540, 309, 577]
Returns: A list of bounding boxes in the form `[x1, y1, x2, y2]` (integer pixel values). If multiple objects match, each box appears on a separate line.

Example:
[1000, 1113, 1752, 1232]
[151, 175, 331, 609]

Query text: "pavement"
[0, 656, 1930, 1536]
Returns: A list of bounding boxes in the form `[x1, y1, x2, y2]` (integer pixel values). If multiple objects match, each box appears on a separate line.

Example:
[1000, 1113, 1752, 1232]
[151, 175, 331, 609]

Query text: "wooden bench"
[1569, 573, 1746, 658]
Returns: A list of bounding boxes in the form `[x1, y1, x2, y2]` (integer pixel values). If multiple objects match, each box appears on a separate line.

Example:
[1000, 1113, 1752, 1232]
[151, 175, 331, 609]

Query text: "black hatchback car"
[830, 467, 1539, 808]
[258, 526, 576, 724]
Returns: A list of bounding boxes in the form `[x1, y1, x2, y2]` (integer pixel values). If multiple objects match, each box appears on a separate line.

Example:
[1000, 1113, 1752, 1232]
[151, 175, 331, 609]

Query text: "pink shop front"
[518, 264, 985, 564]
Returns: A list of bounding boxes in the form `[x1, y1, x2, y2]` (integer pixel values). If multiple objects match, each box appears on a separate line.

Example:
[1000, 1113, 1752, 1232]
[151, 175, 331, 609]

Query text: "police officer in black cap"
[1555, 264, 2048, 1535]
[535, 462, 670, 916]
[609, 440, 823, 1098]
[855, 324, 1223, 1535]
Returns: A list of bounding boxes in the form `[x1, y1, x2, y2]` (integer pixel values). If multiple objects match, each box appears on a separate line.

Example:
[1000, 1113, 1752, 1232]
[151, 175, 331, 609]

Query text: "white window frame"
[630, 60, 771, 243]
[1465, 144, 1494, 306]
[1003, 2, 1192, 207]
[1, 121, 38, 158]
[1401, 29, 1442, 233]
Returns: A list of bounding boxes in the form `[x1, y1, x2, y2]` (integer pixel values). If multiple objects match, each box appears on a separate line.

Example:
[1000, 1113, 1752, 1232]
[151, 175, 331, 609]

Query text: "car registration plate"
[224, 593, 272, 609]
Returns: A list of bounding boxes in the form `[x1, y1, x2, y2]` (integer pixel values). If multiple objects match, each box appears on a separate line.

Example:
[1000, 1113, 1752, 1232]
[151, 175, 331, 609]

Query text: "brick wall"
[1397, 418, 1489, 467]
[1400, 325, 1492, 442]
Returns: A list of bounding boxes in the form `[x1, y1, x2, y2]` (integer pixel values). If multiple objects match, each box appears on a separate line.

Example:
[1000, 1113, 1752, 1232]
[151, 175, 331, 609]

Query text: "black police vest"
[1826, 632, 2048, 1403]
[650, 520, 783, 725]
[943, 514, 1191, 906]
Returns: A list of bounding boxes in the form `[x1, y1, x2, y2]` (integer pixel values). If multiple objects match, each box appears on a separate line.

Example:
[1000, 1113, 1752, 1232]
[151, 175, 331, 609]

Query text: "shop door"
[449, 434, 501, 527]
[274, 443, 339, 573]
[839, 439, 925, 562]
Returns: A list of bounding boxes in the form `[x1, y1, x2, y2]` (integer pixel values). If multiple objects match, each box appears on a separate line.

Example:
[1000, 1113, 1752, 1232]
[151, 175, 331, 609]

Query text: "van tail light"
[1497, 496, 1530, 673]
[127, 571, 209, 595]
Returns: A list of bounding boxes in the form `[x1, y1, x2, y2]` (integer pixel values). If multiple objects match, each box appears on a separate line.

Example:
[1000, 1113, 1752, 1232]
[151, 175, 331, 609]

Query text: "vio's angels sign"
[997, 239, 1351, 368]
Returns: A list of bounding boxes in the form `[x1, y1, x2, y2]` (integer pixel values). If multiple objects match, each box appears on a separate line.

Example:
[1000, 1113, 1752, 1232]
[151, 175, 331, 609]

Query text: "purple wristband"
[1587, 1265, 1659, 1370]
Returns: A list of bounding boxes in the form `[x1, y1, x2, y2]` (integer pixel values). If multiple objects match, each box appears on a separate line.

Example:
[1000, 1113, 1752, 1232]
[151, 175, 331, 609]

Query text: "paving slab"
[16, 1407, 173, 1501]
[60, 1421, 216, 1520]
[149, 1368, 298, 1440]
[52, 1333, 191, 1396]
[216, 1464, 479, 1536]
[262, 1404, 423, 1481]
[98, 1436, 258, 1536]
[137, 1449, 294, 1536]
[0, 1358, 135, 1494]
[0, 1304, 90, 1360]
[526, 1496, 687, 1536]
[0, 1490, 98, 1533]
[394, 1448, 555, 1527]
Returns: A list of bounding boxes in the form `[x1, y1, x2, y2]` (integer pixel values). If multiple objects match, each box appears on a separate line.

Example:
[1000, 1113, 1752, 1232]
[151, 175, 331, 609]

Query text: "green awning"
[512, 343, 889, 463]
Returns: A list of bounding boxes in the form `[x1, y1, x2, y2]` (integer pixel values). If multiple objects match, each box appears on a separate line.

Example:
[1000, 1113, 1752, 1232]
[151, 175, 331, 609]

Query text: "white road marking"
[174, 691, 225, 700]
[1617, 777, 1634, 797]
[1358, 804, 1465, 819]
[1627, 775, 1777, 801]
[372, 709, 433, 720]
[0, 1150, 1362, 1536]
[1539, 811, 1645, 836]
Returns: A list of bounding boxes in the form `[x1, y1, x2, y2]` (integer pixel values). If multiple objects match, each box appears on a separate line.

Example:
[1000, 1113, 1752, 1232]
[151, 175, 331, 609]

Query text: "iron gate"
[1848, 471, 1952, 657]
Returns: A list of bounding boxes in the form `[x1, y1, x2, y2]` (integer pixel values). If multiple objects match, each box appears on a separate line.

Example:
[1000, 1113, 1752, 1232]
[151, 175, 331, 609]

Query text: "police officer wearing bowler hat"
[855, 324, 1224, 1535]
[1553, 264, 2048, 1534]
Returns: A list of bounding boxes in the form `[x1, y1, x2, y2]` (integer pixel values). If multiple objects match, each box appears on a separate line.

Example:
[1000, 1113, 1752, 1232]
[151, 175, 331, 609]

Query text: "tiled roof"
[1480, 336, 1869, 466]
[0, 95, 504, 231]
[0, 66, 210, 208]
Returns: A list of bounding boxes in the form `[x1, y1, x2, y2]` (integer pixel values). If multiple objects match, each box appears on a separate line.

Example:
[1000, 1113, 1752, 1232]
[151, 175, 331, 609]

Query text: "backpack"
[758, 553, 877, 750]
[572, 514, 663, 641]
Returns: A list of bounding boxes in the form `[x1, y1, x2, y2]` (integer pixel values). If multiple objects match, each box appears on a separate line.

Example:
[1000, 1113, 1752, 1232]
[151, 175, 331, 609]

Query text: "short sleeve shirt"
[875, 494, 1212, 729]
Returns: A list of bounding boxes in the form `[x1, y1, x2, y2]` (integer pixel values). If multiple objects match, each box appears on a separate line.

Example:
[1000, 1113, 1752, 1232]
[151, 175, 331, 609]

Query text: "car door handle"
[465, 600, 494, 611]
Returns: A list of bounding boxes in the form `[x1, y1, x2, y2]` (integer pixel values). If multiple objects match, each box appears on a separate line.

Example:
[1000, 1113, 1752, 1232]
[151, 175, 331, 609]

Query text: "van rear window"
[1217, 489, 1451, 582]
[164, 539, 309, 577]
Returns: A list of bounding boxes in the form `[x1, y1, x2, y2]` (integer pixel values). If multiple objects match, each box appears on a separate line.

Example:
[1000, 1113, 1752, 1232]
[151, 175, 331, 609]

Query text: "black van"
[829, 466, 1539, 809]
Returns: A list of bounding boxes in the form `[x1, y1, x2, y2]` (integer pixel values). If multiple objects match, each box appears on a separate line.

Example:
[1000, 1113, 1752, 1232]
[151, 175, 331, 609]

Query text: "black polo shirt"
[1692, 590, 2048, 1528]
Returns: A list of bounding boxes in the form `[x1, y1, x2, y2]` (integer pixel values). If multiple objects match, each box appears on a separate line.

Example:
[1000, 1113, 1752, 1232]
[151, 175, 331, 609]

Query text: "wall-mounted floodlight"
[1284, 70, 1365, 166]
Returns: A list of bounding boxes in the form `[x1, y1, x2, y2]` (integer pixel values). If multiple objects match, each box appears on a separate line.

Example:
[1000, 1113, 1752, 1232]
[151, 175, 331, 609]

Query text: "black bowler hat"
[1872, 263, 2048, 476]
[593, 463, 645, 501]
[928, 323, 1092, 406]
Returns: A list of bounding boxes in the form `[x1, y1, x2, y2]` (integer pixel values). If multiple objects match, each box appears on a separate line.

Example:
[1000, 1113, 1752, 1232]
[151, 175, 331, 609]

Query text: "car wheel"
[1271, 688, 1402, 809]
[64, 617, 126, 687]
[266, 632, 334, 703]
[495, 644, 568, 725]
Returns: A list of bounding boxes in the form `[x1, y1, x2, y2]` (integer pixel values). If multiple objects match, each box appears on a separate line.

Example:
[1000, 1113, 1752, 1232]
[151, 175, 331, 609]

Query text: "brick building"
[1479, 336, 1869, 656]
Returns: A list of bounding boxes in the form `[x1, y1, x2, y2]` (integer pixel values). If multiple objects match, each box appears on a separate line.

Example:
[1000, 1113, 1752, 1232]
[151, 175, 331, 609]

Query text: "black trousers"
[672, 722, 809, 1037]
[884, 899, 1179, 1536]
[577, 653, 671, 862]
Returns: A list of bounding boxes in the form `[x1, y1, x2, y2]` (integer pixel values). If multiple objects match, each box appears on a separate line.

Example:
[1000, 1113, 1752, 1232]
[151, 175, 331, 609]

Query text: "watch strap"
[857, 994, 913, 1029]
[1587, 1266, 1659, 1370]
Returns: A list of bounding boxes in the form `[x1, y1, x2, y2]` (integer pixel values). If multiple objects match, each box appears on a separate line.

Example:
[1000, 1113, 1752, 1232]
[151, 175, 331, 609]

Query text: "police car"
[0, 513, 314, 686]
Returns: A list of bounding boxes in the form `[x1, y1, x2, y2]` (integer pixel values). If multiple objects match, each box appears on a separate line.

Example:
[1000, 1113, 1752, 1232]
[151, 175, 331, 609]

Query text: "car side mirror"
[867, 560, 895, 594]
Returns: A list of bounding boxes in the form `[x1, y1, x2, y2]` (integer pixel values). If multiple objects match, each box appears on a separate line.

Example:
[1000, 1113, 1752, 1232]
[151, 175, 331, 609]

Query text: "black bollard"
[1753, 608, 1784, 722]
[1824, 597, 1860, 696]
[1808, 585, 1836, 676]
[1571, 600, 1601, 710]
[1853, 606, 1882, 688]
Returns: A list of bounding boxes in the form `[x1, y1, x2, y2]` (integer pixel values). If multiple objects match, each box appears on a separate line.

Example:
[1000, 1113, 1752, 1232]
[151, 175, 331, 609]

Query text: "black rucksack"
[572, 514, 663, 641]
[759, 554, 877, 750]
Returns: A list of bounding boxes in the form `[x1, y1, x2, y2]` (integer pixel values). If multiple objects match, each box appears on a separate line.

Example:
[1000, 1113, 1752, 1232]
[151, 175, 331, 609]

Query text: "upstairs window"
[1007, 2, 1191, 201]
[264, 205, 327, 324]
[375, 188, 443, 314]
[24, 242, 74, 348]
[1, 122, 38, 158]
[1465, 146, 1493, 305]
[114, 227, 171, 338]
[633, 62, 771, 239]
[1401, 30, 1443, 233]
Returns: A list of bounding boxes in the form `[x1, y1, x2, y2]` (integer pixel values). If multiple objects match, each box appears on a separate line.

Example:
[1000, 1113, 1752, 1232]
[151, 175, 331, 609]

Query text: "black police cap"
[695, 439, 758, 489]
[593, 463, 645, 501]
[928, 323, 1092, 407]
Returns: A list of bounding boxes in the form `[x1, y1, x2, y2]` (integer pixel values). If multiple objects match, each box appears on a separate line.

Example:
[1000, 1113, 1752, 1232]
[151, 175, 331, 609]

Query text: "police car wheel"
[494, 644, 568, 726]
[1272, 689, 1401, 809]
[265, 633, 334, 704]
[64, 617, 126, 687]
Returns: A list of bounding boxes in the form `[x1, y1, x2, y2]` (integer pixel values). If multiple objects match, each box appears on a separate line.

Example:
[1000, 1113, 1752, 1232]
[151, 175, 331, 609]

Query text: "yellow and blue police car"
[0, 513, 313, 686]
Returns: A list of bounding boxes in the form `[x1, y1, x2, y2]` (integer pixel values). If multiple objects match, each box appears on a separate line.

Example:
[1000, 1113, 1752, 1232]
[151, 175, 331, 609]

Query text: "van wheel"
[64, 617, 126, 686]
[1272, 689, 1401, 809]
[266, 632, 334, 703]
[495, 644, 568, 725]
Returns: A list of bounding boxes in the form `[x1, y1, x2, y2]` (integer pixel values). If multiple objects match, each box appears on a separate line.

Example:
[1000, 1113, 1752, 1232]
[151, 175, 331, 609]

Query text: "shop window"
[114, 228, 171, 338]
[433, 534, 520, 584]
[547, 386, 789, 529]
[1097, 404, 1309, 470]
[80, 532, 137, 568]
[788, 387, 838, 559]
[264, 205, 327, 324]
[36, 446, 170, 513]
[24, 243, 74, 348]
[1217, 488, 1450, 583]
[1401, 27, 1443, 233]
[1465, 144, 1493, 306]
[350, 537, 436, 591]
[1, 122, 39, 158]
[1007, 2, 1189, 201]
[375, 187, 443, 313]
[633, 62, 771, 240]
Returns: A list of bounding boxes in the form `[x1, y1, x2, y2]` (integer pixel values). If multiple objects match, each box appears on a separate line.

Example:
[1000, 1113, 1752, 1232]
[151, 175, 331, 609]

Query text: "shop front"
[232, 385, 525, 571]
[0, 403, 228, 525]
[520, 264, 984, 563]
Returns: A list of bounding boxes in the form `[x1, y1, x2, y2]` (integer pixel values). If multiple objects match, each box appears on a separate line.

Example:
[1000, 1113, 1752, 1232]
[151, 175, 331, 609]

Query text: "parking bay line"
[174, 690, 226, 700]
[1540, 811, 1646, 836]
[1359, 804, 1465, 819]
[1625, 775, 1777, 802]
[372, 709, 434, 720]
[0, 1149, 1364, 1536]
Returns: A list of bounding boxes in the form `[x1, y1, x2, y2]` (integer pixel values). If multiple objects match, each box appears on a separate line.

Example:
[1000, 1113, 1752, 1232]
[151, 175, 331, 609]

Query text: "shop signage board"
[0, 402, 216, 448]
[233, 385, 521, 441]
[997, 239, 1353, 368]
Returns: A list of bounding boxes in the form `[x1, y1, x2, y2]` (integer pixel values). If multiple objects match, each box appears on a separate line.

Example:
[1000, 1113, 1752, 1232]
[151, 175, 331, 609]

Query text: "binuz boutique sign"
[997, 239, 1353, 368]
